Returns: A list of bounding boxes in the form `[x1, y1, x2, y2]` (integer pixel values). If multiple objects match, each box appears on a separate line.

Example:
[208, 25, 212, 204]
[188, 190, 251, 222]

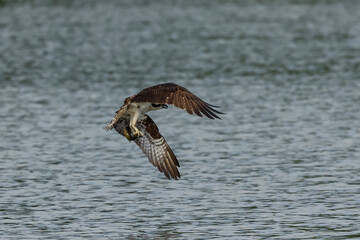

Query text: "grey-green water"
[1, 1, 360, 239]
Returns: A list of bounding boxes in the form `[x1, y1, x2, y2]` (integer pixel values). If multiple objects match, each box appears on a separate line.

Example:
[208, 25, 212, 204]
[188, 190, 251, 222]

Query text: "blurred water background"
[1, 0, 360, 239]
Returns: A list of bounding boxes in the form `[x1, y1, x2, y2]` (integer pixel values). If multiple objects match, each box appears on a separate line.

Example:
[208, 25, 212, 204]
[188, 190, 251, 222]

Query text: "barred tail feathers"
[105, 105, 127, 131]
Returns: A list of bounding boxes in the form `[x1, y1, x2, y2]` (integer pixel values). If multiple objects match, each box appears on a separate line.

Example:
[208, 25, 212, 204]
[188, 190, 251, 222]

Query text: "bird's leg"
[129, 109, 143, 138]
[130, 125, 143, 138]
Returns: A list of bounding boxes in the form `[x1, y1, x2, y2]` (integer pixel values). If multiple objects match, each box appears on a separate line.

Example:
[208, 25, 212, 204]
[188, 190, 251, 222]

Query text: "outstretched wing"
[131, 82, 224, 119]
[113, 115, 181, 180]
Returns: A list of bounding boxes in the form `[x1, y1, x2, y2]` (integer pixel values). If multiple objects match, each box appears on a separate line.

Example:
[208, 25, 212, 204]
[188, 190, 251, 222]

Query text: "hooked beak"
[162, 104, 168, 109]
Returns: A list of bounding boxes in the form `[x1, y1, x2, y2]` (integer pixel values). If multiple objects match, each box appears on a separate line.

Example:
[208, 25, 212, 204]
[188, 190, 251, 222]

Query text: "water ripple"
[1, 1, 360, 239]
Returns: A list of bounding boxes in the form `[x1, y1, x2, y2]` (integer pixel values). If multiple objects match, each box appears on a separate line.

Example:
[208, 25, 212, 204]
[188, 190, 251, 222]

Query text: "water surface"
[1, 1, 360, 239]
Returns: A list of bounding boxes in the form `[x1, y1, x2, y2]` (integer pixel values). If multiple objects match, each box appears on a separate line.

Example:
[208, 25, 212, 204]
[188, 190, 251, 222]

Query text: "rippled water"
[1, 1, 360, 239]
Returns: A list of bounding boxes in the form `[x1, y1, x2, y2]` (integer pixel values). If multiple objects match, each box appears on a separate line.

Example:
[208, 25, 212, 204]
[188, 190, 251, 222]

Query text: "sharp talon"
[133, 131, 143, 138]
[124, 127, 143, 141]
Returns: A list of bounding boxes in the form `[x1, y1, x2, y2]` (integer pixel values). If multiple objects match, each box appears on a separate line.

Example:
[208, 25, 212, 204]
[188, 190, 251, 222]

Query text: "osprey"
[106, 83, 223, 180]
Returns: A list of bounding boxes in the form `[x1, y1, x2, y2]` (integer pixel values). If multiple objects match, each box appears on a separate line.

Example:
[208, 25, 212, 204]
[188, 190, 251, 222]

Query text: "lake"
[1, 0, 359, 239]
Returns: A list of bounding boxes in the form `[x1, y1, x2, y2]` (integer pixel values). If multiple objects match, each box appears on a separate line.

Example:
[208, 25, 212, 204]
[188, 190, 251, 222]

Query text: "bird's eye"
[152, 104, 161, 108]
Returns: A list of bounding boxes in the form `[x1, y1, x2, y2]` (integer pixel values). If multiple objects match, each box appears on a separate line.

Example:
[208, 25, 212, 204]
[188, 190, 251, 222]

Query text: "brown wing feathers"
[132, 83, 223, 119]
[134, 115, 180, 180]
[110, 83, 223, 180]
[113, 116, 180, 180]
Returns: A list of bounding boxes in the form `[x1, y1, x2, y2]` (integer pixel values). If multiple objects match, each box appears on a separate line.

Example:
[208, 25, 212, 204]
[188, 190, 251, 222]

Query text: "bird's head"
[151, 103, 168, 111]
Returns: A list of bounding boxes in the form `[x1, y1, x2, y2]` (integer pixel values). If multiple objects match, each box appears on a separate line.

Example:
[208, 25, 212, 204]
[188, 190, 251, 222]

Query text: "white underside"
[125, 102, 153, 136]
[124, 102, 152, 120]
[107, 101, 160, 133]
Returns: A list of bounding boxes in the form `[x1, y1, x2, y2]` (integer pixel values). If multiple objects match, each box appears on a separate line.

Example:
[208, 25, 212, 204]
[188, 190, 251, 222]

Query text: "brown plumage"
[113, 115, 180, 180]
[132, 83, 223, 119]
[106, 83, 223, 180]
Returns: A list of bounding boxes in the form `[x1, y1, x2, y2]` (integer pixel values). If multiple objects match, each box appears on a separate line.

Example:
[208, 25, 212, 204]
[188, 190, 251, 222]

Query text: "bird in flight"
[105, 83, 223, 180]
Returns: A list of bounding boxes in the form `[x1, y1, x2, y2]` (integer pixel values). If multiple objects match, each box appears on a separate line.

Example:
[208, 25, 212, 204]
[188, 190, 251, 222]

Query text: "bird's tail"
[104, 106, 127, 131]
[105, 121, 115, 131]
